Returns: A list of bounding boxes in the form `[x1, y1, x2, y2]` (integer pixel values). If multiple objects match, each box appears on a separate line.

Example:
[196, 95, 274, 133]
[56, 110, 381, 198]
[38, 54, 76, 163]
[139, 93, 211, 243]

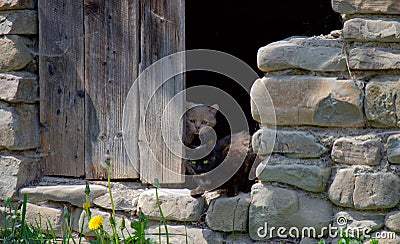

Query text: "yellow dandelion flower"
[88, 215, 103, 230]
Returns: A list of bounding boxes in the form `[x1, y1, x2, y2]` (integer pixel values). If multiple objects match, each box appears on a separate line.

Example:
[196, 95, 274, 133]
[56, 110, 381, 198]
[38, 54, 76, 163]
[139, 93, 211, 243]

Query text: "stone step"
[19, 184, 108, 207]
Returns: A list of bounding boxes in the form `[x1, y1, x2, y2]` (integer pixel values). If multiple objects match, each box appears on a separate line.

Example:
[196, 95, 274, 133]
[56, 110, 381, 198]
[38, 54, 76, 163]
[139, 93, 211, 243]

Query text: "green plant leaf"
[370, 238, 379, 244]
[131, 220, 142, 231]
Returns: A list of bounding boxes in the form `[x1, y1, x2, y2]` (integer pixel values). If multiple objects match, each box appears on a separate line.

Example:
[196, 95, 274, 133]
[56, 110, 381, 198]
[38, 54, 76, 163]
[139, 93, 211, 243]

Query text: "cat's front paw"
[190, 185, 204, 198]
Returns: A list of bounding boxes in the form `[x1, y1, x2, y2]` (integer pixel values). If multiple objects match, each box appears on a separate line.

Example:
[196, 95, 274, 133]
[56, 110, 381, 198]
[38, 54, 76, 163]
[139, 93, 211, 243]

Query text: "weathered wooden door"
[39, 0, 185, 183]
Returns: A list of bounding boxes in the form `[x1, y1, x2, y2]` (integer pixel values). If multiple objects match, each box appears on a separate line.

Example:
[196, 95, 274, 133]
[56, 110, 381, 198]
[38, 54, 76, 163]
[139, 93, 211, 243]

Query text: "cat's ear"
[210, 104, 219, 110]
[209, 104, 219, 114]
[186, 101, 197, 109]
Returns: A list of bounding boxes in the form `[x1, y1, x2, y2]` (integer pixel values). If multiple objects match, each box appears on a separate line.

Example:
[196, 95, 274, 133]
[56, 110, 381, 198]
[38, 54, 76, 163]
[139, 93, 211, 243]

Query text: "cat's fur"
[185, 131, 257, 197]
[183, 102, 219, 147]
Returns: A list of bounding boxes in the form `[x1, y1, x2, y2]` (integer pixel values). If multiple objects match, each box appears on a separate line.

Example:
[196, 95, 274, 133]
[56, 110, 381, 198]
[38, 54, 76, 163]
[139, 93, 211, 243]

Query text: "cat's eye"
[201, 121, 208, 125]
[191, 161, 196, 165]
[189, 119, 195, 123]
[203, 160, 209, 164]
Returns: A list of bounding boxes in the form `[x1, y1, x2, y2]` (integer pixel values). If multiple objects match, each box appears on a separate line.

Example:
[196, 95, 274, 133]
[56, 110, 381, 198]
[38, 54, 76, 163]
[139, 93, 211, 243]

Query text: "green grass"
[0, 153, 187, 244]
[318, 230, 380, 244]
[0, 193, 57, 243]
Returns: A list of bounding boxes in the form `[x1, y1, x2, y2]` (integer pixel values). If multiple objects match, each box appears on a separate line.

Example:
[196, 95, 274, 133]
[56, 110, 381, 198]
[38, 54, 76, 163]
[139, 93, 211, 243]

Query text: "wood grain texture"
[84, 0, 140, 179]
[138, 0, 185, 184]
[39, 0, 85, 177]
[39, 0, 184, 182]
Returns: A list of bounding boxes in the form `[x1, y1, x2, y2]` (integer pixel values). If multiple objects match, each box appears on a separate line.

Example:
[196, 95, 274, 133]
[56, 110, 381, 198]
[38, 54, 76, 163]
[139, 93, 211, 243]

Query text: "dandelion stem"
[107, 159, 119, 244]
[154, 182, 169, 244]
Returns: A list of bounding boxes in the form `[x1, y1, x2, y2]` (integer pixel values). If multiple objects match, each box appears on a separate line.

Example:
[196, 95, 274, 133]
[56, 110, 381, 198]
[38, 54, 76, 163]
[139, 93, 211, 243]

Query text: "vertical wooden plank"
[138, 0, 185, 184]
[38, 0, 85, 177]
[84, 0, 140, 179]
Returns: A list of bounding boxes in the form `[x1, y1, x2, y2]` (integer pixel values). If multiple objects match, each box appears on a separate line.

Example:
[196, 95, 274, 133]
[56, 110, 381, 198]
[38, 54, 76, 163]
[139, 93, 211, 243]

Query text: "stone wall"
[0, 0, 40, 201]
[1, 0, 400, 243]
[249, 0, 400, 242]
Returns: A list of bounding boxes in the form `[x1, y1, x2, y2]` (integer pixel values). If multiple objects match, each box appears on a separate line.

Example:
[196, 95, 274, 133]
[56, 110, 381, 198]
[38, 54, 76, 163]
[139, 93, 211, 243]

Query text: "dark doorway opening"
[185, 0, 343, 137]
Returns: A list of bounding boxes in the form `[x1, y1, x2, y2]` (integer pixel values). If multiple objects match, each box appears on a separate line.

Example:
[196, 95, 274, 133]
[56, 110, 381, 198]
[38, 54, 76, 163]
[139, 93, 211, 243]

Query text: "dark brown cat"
[185, 131, 257, 197]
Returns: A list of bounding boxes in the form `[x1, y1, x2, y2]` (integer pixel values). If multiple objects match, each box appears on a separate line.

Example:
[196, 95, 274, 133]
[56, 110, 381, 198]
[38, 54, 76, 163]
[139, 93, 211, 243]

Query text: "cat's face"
[185, 152, 217, 174]
[185, 104, 219, 135]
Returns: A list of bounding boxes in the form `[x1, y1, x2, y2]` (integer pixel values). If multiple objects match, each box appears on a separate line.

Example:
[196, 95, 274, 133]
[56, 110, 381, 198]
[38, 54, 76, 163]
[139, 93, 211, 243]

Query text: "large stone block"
[0, 154, 39, 200]
[250, 76, 365, 127]
[328, 168, 355, 207]
[354, 173, 400, 209]
[0, 10, 37, 34]
[249, 183, 333, 240]
[0, 35, 32, 72]
[137, 188, 204, 222]
[206, 193, 250, 232]
[253, 128, 328, 158]
[332, 0, 400, 14]
[343, 18, 400, 42]
[349, 47, 400, 70]
[257, 37, 346, 72]
[0, 102, 39, 149]
[256, 156, 331, 193]
[0, 72, 38, 103]
[329, 169, 400, 209]
[365, 79, 399, 128]
[331, 135, 382, 166]
[25, 203, 65, 236]
[0, 0, 35, 10]
[385, 211, 400, 233]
